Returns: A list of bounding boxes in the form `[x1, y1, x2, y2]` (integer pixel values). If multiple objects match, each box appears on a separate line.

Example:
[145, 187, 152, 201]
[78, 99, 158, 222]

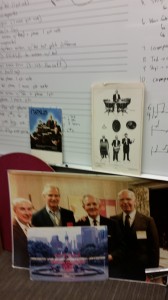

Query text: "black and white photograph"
[92, 82, 144, 175]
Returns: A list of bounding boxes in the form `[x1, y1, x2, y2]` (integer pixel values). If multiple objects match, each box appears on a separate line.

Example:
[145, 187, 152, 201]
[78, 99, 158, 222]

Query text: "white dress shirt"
[123, 210, 136, 227]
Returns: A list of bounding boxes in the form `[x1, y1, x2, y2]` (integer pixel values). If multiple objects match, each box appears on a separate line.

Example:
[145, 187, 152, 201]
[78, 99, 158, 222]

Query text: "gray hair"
[42, 184, 60, 196]
[12, 197, 32, 209]
[82, 194, 100, 206]
[118, 189, 135, 200]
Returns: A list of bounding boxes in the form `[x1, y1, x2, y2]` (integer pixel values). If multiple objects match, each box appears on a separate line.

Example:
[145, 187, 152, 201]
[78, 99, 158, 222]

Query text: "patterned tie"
[50, 211, 59, 226]
[24, 224, 30, 236]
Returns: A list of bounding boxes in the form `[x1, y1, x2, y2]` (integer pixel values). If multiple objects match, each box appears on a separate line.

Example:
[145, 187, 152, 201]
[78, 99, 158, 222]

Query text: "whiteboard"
[0, 0, 168, 179]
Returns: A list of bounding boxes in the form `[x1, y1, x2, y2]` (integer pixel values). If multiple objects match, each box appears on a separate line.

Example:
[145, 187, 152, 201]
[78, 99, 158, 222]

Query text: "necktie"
[93, 219, 97, 226]
[24, 224, 30, 236]
[125, 214, 130, 230]
[50, 211, 59, 226]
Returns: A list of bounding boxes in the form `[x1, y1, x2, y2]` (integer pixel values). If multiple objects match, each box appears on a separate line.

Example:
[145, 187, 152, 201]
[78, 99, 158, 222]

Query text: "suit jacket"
[76, 215, 125, 278]
[13, 220, 29, 268]
[112, 211, 159, 281]
[112, 140, 120, 151]
[32, 207, 75, 227]
[113, 94, 120, 102]
[122, 138, 132, 151]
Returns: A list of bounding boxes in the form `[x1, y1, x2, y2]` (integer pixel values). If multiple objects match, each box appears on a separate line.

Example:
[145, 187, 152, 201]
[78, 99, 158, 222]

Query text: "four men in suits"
[12, 197, 33, 268]
[12, 185, 160, 282]
[76, 194, 125, 278]
[112, 189, 160, 281]
[32, 184, 75, 227]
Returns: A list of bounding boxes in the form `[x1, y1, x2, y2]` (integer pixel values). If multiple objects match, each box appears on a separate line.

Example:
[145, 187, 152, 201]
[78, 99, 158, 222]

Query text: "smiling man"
[32, 184, 75, 227]
[113, 189, 160, 281]
[76, 194, 125, 278]
[12, 197, 33, 268]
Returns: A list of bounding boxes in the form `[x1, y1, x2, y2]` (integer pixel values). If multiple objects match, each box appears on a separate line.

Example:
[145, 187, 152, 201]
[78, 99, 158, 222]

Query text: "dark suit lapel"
[13, 220, 25, 236]
[118, 213, 125, 229]
[42, 208, 54, 226]
[85, 216, 90, 225]
[60, 208, 67, 226]
[100, 216, 108, 226]
[132, 211, 142, 229]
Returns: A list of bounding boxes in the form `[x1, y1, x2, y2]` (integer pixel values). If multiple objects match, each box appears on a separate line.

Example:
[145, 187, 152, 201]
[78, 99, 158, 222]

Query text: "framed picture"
[8, 170, 168, 284]
[92, 82, 144, 175]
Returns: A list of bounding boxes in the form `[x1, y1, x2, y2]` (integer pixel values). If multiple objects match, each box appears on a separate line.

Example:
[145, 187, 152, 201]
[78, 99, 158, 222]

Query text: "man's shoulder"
[76, 216, 89, 226]
[135, 211, 153, 223]
[60, 207, 74, 215]
[100, 215, 118, 226]
[32, 207, 46, 217]
[13, 219, 21, 231]
[100, 215, 109, 222]
[110, 214, 122, 221]
[13, 220, 25, 238]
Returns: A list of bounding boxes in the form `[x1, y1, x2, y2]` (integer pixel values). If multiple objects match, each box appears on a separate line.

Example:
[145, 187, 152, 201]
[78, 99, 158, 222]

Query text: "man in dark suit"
[112, 189, 160, 281]
[12, 198, 33, 268]
[32, 184, 75, 227]
[111, 135, 120, 161]
[76, 194, 125, 278]
[113, 89, 121, 112]
[113, 89, 120, 103]
[46, 115, 55, 129]
[122, 133, 134, 161]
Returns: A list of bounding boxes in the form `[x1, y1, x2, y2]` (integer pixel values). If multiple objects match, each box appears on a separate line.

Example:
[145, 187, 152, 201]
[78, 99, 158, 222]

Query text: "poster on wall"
[91, 82, 144, 175]
[27, 226, 108, 282]
[29, 106, 63, 165]
[8, 170, 168, 285]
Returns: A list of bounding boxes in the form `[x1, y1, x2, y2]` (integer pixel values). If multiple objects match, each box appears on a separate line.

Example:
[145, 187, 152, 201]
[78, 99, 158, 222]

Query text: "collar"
[15, 216, 30, 234]
[123, 210, 136, 226]
[88, 215, 100, 226]
[46, 205, 60, 214]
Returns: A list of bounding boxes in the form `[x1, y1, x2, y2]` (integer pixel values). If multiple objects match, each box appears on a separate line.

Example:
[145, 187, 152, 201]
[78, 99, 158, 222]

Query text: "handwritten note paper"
[0, 0, 168, 177]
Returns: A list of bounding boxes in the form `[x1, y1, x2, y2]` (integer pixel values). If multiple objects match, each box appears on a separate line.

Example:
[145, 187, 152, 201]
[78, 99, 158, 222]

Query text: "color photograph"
[27, 226, 108, 282]
[29, 106, 62, 165]
[8, 170, 168, 284]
